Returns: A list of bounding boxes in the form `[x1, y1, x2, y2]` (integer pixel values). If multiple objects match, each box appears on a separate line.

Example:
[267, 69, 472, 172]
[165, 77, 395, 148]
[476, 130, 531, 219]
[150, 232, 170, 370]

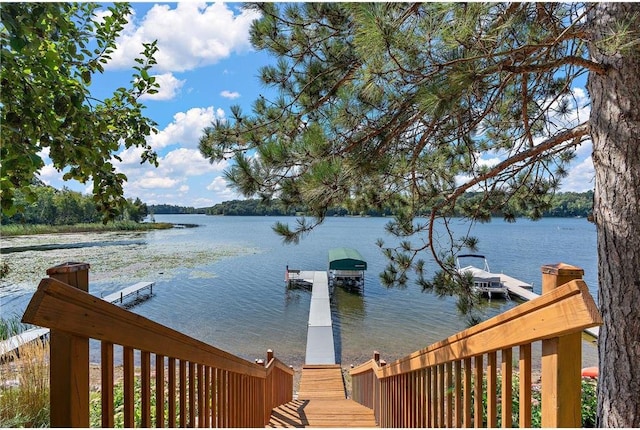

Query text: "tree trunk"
[587, 3, 640, 427]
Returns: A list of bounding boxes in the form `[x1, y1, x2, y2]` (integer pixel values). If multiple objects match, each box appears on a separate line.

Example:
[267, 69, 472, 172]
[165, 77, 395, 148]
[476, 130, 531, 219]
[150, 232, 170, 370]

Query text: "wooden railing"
[21, 263, 294, 428]
[350, 264, 602, 428]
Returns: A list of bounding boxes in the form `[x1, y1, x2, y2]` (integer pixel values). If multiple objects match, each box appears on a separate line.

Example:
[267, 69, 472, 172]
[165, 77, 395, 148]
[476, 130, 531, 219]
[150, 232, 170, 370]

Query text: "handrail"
[22, 276, 294, 427]
[350, 278, 602, 428]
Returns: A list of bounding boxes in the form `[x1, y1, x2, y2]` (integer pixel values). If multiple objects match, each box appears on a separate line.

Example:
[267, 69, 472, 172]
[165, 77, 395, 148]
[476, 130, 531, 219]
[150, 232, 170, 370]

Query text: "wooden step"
[267, 399, 377, 428]
[298, 365, 345, 399]
[268, 365, 377, 427]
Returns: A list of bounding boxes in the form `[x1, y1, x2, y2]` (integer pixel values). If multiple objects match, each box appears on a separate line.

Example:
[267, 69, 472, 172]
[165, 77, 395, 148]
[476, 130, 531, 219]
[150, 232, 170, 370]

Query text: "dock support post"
[267, 349, 274, 363]
[46, 262, 91, 428]
[540, 263, 584, 428]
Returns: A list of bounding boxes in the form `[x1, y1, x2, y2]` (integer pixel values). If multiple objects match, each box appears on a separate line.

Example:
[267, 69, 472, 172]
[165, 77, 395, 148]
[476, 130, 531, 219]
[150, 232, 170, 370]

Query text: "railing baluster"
[168, 357, 176, 427]
[179, 359, 187, 427]
[156, 354, 165, 428]
[519, 344, 532, 428]
[446, 362, 453, 427]
[189, 361, 196, 427]
[427, 367, 434, 427]
[141, 350, 151, 427]
[197, 364, 204, 427]
[463, 358, 472, 428]
[501, 348, 513, 428]
[487, 351, 497, 427]
[101, 341, 115, 428]
[474, 355, 483, 428]
[438, 364, 445, 426]
[123, 346, 135, 428]
[455, 360, 463, 427]
[204, 366, 211, 428]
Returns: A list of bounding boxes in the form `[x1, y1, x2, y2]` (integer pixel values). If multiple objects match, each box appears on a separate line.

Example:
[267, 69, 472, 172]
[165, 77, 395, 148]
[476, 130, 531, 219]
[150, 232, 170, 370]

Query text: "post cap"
[541, 263, 584, 276]
[46, 262, 90, 275]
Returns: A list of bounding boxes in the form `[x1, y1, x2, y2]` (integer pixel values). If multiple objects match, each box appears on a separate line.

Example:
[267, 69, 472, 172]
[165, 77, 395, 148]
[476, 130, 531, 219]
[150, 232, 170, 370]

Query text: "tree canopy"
[199, 3, 640, 426]
[200, 2, 595, 285]
[1, 3, 159, 220]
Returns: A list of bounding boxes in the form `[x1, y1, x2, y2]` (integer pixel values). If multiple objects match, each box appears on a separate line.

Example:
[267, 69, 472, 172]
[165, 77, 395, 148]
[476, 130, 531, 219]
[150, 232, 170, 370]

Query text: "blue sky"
[38, 3, 596, 208]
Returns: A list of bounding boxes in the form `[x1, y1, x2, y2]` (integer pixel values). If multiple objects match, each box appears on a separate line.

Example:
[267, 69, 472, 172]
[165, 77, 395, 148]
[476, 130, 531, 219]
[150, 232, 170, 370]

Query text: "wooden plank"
[455, 360, 463, 427]
[189, 361, 196, 427]
[123, 347, 135, 428]
[487, 351, 497, 427]
[168, 357, 176, 428]
[141, 351, 151, 427]
[101, 341, 114, 428]
[463, 358, 472, 428]
[179, 360, 187, 428]
[298, 366, 345, 400]
[268, 399, 377, 427]
[156, 354, 165, 428]
[474, 356, 483, 428]
[501, 349, 513, 428]
[519, 344, 532, 428]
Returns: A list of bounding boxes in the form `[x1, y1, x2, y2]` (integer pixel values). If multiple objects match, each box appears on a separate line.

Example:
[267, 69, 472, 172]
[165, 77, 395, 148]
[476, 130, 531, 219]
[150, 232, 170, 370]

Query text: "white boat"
[456, 254, 510, 299]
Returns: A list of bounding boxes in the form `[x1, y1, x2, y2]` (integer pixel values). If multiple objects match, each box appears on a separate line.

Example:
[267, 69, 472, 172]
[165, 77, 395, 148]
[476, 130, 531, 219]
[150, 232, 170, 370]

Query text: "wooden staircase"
[267, 365, 377, 428]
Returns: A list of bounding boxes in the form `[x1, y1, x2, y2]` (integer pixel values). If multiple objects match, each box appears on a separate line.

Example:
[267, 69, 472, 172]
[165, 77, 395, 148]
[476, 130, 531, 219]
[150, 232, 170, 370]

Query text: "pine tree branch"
[427, 121, 591, 268]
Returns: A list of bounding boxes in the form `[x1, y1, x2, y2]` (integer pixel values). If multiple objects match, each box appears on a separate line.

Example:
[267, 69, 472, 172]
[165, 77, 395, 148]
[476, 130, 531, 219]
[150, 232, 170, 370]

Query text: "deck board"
[269, 365, 377, 427]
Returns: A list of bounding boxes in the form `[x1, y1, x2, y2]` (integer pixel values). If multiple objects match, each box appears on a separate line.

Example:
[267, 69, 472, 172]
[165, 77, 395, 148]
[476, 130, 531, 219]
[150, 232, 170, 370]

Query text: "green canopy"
[328, 248, 367, 271]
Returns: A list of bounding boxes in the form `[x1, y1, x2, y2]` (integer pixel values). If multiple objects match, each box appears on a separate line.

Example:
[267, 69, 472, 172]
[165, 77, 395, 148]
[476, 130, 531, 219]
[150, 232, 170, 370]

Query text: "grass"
[0, 316, 31, 340]
[0, 221, 174, 237]
[0, 339, 50, 427]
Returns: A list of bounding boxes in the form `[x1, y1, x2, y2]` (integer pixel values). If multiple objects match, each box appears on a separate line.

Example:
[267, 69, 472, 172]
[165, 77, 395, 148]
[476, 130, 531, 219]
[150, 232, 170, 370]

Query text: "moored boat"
[456, 254, 510, 299]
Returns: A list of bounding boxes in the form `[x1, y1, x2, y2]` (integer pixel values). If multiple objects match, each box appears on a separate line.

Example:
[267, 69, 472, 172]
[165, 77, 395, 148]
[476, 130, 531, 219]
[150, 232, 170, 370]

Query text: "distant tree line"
[2, 183, 148, 225]
[200, 191, 593, 218]
[147, 204, 206, 215]
[4, 187, 593, 225]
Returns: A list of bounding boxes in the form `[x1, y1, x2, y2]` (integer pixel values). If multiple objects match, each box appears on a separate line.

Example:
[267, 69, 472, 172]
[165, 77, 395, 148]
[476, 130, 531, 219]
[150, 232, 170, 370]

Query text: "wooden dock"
[1, 281, 155, 359]
[268, 365, 377, 427]
[102, 281, 154, 304]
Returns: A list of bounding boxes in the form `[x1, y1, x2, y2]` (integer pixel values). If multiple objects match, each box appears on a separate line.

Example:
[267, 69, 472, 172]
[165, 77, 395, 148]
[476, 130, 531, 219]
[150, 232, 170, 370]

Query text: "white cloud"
[148, 107, 224, 150]
[37, 164, 60, 186]
[220, 90, 241, 99]
[140, 73, 186, 101]
[561, 142, 595, 192]
[138, 176, 180, 189]
[161, 148, 228, 177]
[206, 176, 228, 192]
[108, 3, 261, 73]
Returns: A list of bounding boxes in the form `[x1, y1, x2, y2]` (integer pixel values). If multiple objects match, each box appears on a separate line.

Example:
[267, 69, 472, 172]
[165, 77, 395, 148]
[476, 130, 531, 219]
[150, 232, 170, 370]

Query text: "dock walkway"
[102, 281, 154, 304]
[303, 271, 336, 365]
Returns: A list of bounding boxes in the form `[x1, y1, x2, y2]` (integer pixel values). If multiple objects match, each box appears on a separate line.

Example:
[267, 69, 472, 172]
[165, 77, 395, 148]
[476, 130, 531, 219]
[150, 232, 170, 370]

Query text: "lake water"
[0, 215, 598, 368]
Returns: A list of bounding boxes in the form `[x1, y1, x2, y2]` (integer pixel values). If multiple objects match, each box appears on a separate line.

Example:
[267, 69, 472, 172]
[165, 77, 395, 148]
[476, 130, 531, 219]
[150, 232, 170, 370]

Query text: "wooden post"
[540, 263, 583, 428]
[267, 349, 274, 363]
[46, 262, 90, 428]
[373, 350, 380, 363]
